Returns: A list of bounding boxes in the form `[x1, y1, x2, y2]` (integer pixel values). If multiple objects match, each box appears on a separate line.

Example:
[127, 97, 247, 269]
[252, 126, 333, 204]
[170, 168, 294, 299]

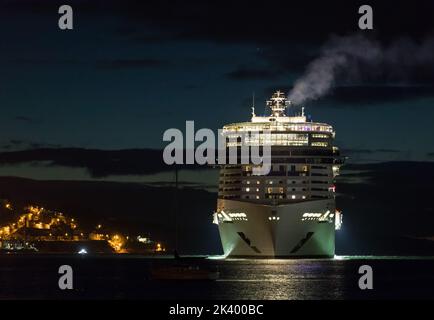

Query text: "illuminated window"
[311, 142, 328, 147]
[291, 195, 296, 199]
[246, 188, 250, 192]
[312, 134, 329, 138]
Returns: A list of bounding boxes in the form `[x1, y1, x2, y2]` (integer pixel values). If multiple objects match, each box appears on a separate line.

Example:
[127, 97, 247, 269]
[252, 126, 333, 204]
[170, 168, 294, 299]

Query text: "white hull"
[215, 199, 335, 258]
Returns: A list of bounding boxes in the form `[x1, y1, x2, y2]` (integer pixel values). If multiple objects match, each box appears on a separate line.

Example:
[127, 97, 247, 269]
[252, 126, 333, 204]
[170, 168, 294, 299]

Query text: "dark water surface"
[1, 255, 433, 299]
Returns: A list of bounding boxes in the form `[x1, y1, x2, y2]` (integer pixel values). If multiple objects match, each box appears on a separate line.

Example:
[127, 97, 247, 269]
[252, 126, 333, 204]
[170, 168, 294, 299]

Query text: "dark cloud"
[225, 66, 280, 81]
[343, 161, 434, 184]
[143, 181, 216, 191]
[182, 84, 200, 90]
[341, 148, 375, 155]
[376, 149, 401, 153]
[0, 148, 202, 177]
[0, 146, 407, 179]
[11, 57, 171, 70]
[0, 140, 62, 151]
[9, 140, 25, 146]
[13, 58, 80, 66]
[341, 148, 401, 155]
[13, 116, 39, 124]
[95, 58, 171, 70]
[339, 149, 403, 163]
[256, 44, 320, 75]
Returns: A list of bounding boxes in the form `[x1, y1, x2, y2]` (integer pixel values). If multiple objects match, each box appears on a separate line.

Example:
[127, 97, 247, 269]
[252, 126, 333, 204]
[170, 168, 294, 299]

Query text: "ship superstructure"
[213, 91, 344, 258]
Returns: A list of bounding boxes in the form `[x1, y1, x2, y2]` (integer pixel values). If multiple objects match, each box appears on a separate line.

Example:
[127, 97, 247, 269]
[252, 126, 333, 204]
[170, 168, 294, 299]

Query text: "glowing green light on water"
[335, 255, 434, 260]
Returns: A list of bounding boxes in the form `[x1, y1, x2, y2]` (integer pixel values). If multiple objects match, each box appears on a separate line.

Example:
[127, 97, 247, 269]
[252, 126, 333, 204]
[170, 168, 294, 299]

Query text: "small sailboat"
[149, 168, 219, 280]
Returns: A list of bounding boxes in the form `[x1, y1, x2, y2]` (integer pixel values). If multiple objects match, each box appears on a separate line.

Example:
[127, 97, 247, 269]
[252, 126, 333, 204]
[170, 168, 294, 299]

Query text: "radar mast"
[266, 90, 291, 117]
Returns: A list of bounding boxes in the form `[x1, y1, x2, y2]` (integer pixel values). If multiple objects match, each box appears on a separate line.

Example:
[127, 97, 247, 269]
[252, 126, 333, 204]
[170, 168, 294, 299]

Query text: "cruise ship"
[213, 91, 344, 258]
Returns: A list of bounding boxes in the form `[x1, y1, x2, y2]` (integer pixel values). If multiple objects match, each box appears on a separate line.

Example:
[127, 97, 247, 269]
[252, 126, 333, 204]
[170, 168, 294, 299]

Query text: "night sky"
[0, 0, 433, 160]
[0, 0, 434, 254]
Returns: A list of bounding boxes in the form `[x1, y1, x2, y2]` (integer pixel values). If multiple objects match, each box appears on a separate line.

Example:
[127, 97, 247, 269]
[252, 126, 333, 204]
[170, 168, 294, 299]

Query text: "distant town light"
[137, 236, 149, 243]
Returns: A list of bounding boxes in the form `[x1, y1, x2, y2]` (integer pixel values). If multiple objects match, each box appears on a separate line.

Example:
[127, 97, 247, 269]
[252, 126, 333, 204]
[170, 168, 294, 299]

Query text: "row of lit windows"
[222, 179, 331, 186]
[311, 134, 329, 138]
[311, 142, 328, 147]
[223, 124, 334, 133]
[245, 187, 261, 192]
[224, 185, 330, 192]
[243, 164, 310, 172]
[227, 141, 329, 147]
[241, 194, 308, 200]
[223, 194, 332, 200]
[253, 179, 330, 185]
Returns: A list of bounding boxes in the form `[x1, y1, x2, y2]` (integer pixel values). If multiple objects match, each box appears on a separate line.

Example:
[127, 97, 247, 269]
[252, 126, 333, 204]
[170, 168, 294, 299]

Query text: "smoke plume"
[288, 34, 434, 105]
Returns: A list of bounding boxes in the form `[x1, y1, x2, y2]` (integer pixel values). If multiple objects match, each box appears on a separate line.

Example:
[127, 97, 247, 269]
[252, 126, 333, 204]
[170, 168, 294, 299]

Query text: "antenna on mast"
[267, 90, 289, 117]
[251, 92, 256, 117]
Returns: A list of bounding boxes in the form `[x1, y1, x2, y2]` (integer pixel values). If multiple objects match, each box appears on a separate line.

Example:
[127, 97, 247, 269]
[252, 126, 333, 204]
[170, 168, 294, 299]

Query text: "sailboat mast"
[174, 166, 178, 252]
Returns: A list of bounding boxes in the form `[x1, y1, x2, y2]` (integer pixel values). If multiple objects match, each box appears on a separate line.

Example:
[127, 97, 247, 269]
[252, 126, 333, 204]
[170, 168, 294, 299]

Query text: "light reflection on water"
[210, 259, 347, 300]
[1, 255, 434, 299]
